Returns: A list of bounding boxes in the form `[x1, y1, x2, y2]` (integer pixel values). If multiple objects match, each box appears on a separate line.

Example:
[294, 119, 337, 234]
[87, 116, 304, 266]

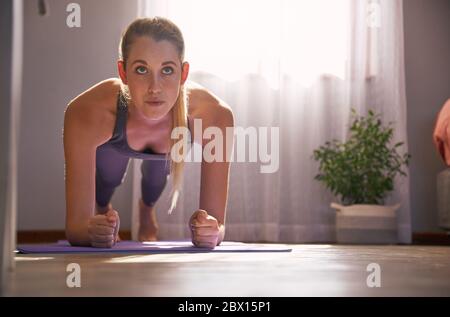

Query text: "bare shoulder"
[186, 80, 234, 125]
[64, 78, 122, 145]
[67, 78, 121, 111]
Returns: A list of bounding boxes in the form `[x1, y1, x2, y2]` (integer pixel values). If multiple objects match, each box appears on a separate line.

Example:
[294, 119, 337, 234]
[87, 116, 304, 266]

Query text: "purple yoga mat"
[17, 240, 292, 254]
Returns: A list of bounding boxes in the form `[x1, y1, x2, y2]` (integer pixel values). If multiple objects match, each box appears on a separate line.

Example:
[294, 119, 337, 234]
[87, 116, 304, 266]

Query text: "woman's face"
[118, 36, 189, 121]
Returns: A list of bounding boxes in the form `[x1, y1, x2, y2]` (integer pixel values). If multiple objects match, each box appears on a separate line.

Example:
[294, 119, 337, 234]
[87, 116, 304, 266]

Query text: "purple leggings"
[95, 145, 171, 208]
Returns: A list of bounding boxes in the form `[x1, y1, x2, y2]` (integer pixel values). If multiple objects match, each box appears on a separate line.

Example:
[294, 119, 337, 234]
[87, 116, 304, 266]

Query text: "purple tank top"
[99, 91, 193, 161]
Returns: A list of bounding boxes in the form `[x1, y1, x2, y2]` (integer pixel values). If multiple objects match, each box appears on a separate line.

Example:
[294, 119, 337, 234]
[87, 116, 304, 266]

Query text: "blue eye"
[135, 66, 147, 74]
[162, 67, 174, 75]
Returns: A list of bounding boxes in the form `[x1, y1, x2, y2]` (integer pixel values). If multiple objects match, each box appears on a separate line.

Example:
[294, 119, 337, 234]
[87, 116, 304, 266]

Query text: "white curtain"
[132, 0, 411, 243]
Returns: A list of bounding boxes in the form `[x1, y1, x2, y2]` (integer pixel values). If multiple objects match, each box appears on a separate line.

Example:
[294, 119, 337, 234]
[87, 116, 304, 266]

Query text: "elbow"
[65, 225, 90, 247]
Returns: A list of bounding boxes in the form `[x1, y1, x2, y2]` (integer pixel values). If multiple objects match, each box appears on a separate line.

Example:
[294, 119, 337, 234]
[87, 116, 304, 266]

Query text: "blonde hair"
[119, 17, 188, 214]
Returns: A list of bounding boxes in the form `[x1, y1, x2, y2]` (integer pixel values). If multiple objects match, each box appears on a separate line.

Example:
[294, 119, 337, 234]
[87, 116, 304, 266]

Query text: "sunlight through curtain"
[132, 0, 411, 244]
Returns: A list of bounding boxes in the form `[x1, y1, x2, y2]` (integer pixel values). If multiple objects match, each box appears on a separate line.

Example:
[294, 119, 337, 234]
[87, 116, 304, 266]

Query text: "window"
[142, 0, 351, 88]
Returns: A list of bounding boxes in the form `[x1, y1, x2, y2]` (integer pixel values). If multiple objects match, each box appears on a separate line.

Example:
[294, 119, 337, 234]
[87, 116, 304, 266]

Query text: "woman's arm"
[189, 88, 235, 247]
[199, 106, 234, 242]
[63, 81, 115, 246]
[63, 100, 97, 245]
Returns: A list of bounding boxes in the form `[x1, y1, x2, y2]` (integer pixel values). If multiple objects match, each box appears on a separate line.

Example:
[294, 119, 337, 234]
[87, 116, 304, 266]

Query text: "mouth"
[145, 100, 165, 107]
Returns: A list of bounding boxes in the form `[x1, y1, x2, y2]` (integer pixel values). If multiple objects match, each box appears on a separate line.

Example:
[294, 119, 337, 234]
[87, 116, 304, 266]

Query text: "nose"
[147, 73, 162, 94]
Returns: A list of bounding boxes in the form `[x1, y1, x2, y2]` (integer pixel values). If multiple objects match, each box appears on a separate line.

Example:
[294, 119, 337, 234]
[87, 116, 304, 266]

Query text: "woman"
[63, 17, 234, 249]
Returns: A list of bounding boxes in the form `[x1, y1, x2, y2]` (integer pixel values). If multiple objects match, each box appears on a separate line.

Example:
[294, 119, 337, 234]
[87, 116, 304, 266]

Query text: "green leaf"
[312, 108, 411, 204]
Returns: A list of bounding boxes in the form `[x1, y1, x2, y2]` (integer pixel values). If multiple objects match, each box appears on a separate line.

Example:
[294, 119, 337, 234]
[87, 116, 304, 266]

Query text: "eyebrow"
[131, 60, 178, 67]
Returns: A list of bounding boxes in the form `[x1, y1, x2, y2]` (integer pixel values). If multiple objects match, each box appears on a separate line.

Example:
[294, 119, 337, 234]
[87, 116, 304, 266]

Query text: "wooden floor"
[4, 244, 450, 296]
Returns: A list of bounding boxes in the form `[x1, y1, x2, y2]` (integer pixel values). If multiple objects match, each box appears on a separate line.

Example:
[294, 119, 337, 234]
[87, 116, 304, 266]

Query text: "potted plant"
[313, 109, 411, 244]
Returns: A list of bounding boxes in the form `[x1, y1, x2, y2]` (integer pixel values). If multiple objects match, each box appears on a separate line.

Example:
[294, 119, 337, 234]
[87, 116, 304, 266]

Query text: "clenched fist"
[88, 209, 120, 248]
[189, 209, 224, 249]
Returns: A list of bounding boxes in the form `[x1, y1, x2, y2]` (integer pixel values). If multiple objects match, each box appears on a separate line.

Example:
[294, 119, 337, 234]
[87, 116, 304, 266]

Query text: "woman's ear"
[117, 60, 128, 84]
[181, 62, 190, 85]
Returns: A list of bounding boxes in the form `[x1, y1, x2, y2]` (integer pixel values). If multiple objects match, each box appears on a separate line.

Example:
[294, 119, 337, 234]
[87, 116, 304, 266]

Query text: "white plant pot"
[437, 168, 450, 231]
[331, 203, 400, 244]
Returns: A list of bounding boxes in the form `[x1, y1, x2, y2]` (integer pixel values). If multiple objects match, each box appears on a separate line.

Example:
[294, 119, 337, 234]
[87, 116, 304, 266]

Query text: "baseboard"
[412, 232, 450, 246]
[16, 230, 450, 245]
[17, 230, 132, 244]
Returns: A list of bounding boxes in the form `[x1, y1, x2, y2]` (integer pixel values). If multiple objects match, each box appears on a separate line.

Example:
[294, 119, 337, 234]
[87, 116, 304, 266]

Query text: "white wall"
[18, 0, 139, 230]
[404, 0, 450, 233]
